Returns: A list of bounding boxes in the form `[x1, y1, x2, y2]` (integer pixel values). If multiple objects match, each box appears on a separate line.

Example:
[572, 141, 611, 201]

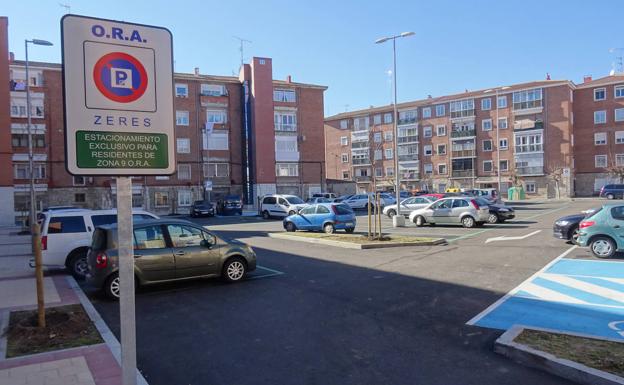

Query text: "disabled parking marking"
[245, 265, 285, 280]
[467, 249, 624, 340]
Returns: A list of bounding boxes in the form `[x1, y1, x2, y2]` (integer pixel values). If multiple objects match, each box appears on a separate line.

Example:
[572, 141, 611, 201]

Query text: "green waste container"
[507, 186, 526, 200]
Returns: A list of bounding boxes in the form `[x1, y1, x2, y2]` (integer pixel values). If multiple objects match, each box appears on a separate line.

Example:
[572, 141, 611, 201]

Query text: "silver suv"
[408, 197, 489, 228]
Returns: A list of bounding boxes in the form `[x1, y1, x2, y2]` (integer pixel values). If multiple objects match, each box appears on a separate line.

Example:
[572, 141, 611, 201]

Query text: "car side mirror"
[202, 234, 216, 248]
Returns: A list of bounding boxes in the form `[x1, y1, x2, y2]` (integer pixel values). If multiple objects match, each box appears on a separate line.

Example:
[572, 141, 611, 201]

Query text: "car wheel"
[68, 250, 89, 280]
[487, 213, 499, 224]
[222, 257, 246, 282]
[414, 216, 425, 227]
[104, 273, 120, 300]
[288, 210, 296, 216]
[607, 193, 615, 200]
[285, 222, 296, 232]
[323, 223, 335, 234]
[590, 236, 616, 258]
[345, 228, 355, 234]
[387, 209, 397, 218]
[462, 216, 476, 228]
[568, 226, 579, 242]
[262, 210, 270, 219]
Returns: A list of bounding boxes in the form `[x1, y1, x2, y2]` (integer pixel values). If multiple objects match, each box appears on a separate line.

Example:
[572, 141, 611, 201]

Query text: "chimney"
[583, 75, 592, 83]
[8, 51, 13, 62]
[194, 67, 200, 76]
[546, 72, 551, 80]
[286, 75, 292, 83]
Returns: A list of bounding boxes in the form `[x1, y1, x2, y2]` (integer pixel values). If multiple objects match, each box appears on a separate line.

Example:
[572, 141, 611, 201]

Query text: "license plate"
[345, 222, 353, 226]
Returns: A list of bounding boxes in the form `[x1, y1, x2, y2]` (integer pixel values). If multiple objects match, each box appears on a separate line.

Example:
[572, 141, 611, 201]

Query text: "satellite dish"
[610, 69, 616, 76]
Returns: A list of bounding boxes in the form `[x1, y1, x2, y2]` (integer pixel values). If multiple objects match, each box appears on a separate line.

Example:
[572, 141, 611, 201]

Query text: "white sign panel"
[62, 15, 175, 175]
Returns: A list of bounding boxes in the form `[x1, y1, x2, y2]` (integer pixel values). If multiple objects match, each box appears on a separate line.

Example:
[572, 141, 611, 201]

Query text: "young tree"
[546, 165, 564, 200]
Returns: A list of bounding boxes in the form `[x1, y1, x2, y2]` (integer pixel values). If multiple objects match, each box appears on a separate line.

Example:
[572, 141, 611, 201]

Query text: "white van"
[37, 209, 158, 278]
[260, 195, 308, 219]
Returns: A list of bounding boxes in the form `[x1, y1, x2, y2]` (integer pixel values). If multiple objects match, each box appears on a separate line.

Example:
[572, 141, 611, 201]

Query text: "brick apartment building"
[0, 17, 326, 225]
[325, 76, 624, 198]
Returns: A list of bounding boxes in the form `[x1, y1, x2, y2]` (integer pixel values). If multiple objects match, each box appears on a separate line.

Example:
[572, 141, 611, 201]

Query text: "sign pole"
[116, 176, 136, 385]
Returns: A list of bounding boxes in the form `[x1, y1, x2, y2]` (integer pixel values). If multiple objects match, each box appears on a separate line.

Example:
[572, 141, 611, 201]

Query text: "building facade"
[1, 20, 326, 225]
[326, 79, 595, 198]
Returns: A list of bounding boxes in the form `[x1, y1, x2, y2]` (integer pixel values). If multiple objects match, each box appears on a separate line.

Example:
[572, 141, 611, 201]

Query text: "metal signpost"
[62, 15, 174, 385]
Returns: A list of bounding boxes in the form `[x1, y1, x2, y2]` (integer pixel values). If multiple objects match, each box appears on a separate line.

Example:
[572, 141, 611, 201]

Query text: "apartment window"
[177, 164, 191, 180]
[14, 163, 45, 179]
[499, 138, 508, 149]
[207, 109, 227, 124]
[498, 117, 508, 129]
[616, 108, 624, 122]
[375, 168, 383, 177]
[595, 155, 607, 168]
[341, 153, 349, 163]
[435, 104, 445, 117]
[384, 131, 393, 142]
[273, 89, 296, 102]
[340, 120, 348, 129]
[178, 190, 192, 207]
[353, 116, 370, 130]
[12, 134, 45, 148]
[594, 110, 607, 124]
[616, 85, 624, 98]
[176, 138, 191, 153]
[175, 83, 188, 97]
[203, 163, 229, 177]
[373, 114, 382, 125]
[274, 112, 297, 131]
[374, 132, 382, 143]
[398, 110, 416, 124]
[374, 149, 382, 160]
[203, 131, 229, 150]
[482, 119, 492, 131]
[437, 144, 446, 155]
[384, 113, 393, 124]
[73, 176, 86, 186]
[450, 99, 475, 118]
[276, 163, 298, 176]
[424, 164, 433, 174]
[617, 154, 624, 166]
[483, 160, 493, 172]
[340, 136, 348, 146]
[342, 171, 350, 180]
[512, 88, 543, 110]
[154, 192, 169, 207]
[594, 88, 606, 101]
[201, 84, 226, 96]
[176, 110, 189, 126]
[386, 167, 394, 176]
[423, 126, 432, 138]
[275, 136, 298, 157]
[616, 131, 624, 144]
[436, 125, 446, 136]
[526, 182, 536, 194]
[497, 95, 507, 108]
[422, 107, 431, 118]
[483, 139, 493, 151]
[438, 164, 447, 175]
[385, 149, 393, 159]
[499, 160, 509, 171]
[481, 98, 491, 110]
[515, 133, 543, 153]
[74, 193, 86, 203]
[424, 145, 433, 156]
[594, 132, 607, 145]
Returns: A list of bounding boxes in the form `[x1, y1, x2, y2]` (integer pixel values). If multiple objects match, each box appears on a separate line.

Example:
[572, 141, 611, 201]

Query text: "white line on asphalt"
[466, 245, 578, 326]
[540, 273, 624, 303]
[245, 265, 285, 280]
[519, 281, 589, 304]
[484, 230, 542, 244]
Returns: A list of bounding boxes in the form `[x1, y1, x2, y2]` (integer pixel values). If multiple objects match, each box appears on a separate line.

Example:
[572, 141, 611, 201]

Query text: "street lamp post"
[484, 86, 510, 192]
[25, 38, 53, 328]
[375, 32, 414, 227]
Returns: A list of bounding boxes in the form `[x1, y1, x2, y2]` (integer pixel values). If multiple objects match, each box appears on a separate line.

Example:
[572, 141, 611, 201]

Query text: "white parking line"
[246, 265, 285, 280]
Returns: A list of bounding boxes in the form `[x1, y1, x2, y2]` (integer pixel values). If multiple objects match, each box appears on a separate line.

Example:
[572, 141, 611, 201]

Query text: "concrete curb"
[67, 276, 149, 385]
[495, 325, 624, 385]
[268, 232, 446, 249]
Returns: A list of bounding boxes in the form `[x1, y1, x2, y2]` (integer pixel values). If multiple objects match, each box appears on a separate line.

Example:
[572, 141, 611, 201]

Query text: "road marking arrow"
[485, 230, 541, 244]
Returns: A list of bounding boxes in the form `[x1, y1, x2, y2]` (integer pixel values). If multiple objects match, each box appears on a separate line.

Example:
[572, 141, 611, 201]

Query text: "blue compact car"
[283, 203, 356, 234]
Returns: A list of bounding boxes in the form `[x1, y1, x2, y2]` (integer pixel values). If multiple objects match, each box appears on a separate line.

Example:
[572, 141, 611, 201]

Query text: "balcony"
[451, 170, 475, 178]
[450, 109, 475, 119]
[274, 123, 297, 132]
[352, 158, 371, 165]
[398, 118, 417, 125]
[354, 175, 371, 182]
[517, 166, 544, 176]
[451, 149, 476, 158]
[397, 135, 419, 144]
[351, 141, 369, 149]
[398, 154, 418, 162]
[400, 172, 420, 181]
[451, 129, 476, 138]
[513, 119, 544, 131]
[515, 144, 543, 153]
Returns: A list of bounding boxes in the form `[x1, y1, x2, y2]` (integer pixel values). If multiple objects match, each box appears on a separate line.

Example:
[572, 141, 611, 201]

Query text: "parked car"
[334, 194, 354, 203]
[408, 197, 490, 228]
[553, 209, 597, 242]
[217, 195, 243, 216]
[260, 194, 308, 219]
[577, 205, 624, 258]
[283, 203, 356, 234]
[87, 218, 256, 299]
[599, 184, 624, 199]
[37, 207, 82, 224]
[379, 192, 397, 205]
[190, 200, 215, 218]
[382, 196, 436, 218]
[38, 209, 159, 278]
[343, 193, 393, 210]
[305, 197, 333, 204]
[312, 193, 337, 200]
[485, 201, 515, 223]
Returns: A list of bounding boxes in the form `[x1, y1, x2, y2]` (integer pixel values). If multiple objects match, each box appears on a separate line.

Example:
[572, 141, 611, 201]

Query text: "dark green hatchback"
[86, 218, 257, 299]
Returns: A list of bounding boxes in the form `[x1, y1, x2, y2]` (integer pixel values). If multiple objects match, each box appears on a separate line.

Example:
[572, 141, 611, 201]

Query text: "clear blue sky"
[4, 0, 623, 117]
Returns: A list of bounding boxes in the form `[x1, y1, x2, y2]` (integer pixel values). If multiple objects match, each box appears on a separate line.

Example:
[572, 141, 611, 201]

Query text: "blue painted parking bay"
[468, 258, 624, 340]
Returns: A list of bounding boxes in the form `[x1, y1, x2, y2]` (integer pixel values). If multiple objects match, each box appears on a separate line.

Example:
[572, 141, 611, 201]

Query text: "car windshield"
[286, 196, 304, 204]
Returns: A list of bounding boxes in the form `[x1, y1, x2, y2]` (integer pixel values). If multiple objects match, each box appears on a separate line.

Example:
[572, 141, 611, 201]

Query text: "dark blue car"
[283, 203, 356, 234]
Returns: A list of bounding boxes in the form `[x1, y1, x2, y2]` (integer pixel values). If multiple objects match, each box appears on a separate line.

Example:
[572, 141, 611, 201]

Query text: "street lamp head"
[30, 39, 53, 46]
[375, 37, 391, 44]
[400, 31, 415, 38]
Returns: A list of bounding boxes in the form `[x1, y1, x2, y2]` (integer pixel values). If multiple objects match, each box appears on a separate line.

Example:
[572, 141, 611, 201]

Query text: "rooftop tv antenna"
[59, 2, 71, 13]
[233, 36, 252, 67]
[610, 47, 624, 74]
